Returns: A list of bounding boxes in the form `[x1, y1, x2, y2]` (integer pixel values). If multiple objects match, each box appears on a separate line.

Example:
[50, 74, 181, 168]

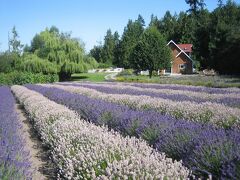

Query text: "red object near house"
[165, 40, 193, 74]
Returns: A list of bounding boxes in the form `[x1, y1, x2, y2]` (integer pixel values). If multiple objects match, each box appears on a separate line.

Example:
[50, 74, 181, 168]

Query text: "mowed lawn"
[71, 72, 110, 82]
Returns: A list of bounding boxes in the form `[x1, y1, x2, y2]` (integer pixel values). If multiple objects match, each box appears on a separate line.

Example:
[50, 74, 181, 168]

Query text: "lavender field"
[1, 82, 240, 179]
[0, 86, 31, 179]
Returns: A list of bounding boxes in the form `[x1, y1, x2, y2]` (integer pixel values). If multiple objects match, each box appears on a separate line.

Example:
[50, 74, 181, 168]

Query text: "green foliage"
[97, 63, 112, 68]
[30, 28, 85, 64]
[61, 61, 85, 74]
[89, 30, 119, 67]
[131, 27, 172, 78]
[101, 29, 115, 64]
[118, 69, 134, 76]
[26, 26, 97, 80]
[89, 45, 103, 63]
[151, 11, 179, 42]
[9, 26, 24, 55]
[71, 72, 109, 82]
[117, 15, 145, 68]
[84, 56, 98, 69]
[20, 54, 58, 74]
[0, 52, 19, 73]
[207, 0, 240, 74]
[59, 61, 87, 80]
[185, 0, 205, 15]
[0, 71, 59, 85]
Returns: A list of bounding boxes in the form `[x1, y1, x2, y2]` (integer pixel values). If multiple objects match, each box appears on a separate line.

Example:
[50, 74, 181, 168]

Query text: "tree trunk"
[59, 72, 71, 81]
[149, 70, 153, 79]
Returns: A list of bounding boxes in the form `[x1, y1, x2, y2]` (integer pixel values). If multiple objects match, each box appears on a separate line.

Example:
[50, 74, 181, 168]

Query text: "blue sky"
[0, 0, 239, 52]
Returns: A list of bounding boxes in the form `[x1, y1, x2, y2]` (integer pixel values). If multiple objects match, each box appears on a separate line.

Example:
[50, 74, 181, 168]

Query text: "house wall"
[169, 43, 193, 74]
[172, 54, 193, 74]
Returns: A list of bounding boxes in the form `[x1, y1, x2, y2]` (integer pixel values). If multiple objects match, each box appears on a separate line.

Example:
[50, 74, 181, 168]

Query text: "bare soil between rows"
[16, 103, 57, 180]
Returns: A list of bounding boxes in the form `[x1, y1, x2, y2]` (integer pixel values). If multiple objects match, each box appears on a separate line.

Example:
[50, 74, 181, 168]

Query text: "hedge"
[0, 71, 59, 85]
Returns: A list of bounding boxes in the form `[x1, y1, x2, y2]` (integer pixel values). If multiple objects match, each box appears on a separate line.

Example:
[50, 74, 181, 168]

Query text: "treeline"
[1, 0, 239, 81]
[0, 26, 98, 83]
[90, 0, 240, 75]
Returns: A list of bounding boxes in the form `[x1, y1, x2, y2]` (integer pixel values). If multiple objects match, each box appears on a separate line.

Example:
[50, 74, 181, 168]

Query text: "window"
[179, 64, 186, 69]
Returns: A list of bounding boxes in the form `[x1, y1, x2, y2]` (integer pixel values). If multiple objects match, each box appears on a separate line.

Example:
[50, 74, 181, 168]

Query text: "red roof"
[177, 44, 193, 53]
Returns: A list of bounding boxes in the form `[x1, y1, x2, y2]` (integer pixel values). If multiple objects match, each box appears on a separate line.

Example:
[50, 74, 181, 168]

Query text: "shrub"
[0, 71, 58, 85]
[98, 63, 112, 68]
[118, 69, 134, 76]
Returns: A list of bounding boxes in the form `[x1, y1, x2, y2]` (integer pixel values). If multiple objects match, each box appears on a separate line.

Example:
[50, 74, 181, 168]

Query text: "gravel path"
[16, 103, 56, 180]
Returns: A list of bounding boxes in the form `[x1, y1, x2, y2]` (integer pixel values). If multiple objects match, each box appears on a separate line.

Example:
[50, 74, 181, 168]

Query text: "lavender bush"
[60, 82, 240, 108]
[0, 86, 31, 179]
[128, 82, 240, 94]
[26, 84, 240, 178]
[49, 84, 240, 129]
[12, 85, 190, 179]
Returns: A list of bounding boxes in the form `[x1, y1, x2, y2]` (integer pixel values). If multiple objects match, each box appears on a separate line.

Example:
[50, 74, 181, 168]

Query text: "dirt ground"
[16, 103, 56, 180]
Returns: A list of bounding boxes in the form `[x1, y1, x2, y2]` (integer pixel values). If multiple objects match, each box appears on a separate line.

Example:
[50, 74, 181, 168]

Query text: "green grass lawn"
[116, 74, 240, 88]
[71, 72, 110, 82]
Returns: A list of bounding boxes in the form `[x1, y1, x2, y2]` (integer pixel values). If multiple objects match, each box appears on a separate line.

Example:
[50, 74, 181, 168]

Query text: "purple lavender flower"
[25, 84, 240, 179]
[130, 83, 240, 95]
[59, 82, 240, 108]
[0, 86, 31, 179]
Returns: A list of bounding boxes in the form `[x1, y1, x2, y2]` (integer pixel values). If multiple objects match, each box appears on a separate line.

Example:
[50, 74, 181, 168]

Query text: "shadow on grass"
[71, 76, 88, 80]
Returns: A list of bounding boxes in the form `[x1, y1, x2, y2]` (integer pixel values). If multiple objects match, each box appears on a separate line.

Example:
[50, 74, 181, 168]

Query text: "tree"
[101, 29, 115, 65]
[118, 15, 145, 68]
[218, 0, 224, 7]
[0, 52, 18, 73]
[207, 0, 240, 74]
[9, 26, 23, 55]
[20, 54, 58, 74]
[158, 11, 178, 41]
[176, 12, 196, 43]
[112, 31, 120, 66]
[89, 45, 103, 63]
[27, 26, 97, 80]
[192, 9, 211, 69]
[130, 27, 172, 78]
[185, 0, 206, 15]
[149, 14, 160, 28]
[0, 26, 23, 73]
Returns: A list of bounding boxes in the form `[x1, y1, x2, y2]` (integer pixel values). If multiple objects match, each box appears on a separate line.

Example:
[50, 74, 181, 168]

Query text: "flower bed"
[26, 84, 240, 178]
[12, 85, 189, 179]
[47, 84, 240, 129]
[0, 86, 31, 179]
[129, 82, 240, 94]
[59, 82, 240, 108]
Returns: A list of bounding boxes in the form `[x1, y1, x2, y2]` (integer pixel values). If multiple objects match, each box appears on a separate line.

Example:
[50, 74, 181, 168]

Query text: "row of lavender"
[52, 83, 240, 129]
[127, 82, 240, 94]
[26, 84, 240, 179]
[0, 86, 31, 179]
[12, 85, 189, 179]
[59, 82, 240, 108]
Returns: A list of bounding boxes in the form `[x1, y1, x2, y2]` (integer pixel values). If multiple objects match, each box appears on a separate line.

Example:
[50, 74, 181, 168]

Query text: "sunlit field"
[2, 81, 239, 179]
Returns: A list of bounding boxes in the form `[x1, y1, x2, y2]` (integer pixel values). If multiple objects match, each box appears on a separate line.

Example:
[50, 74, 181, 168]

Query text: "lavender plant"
[0, 86, 31, 179]
[60, 82, 240, 108]
[48, 84, 240, 129]
[12, 85, 190, 179]
[129, 82, 240, 94]
[25, 84, 240, 178]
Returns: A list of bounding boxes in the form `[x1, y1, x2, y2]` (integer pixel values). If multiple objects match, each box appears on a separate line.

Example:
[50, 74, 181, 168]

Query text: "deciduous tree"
[131, 27, 172, 78]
